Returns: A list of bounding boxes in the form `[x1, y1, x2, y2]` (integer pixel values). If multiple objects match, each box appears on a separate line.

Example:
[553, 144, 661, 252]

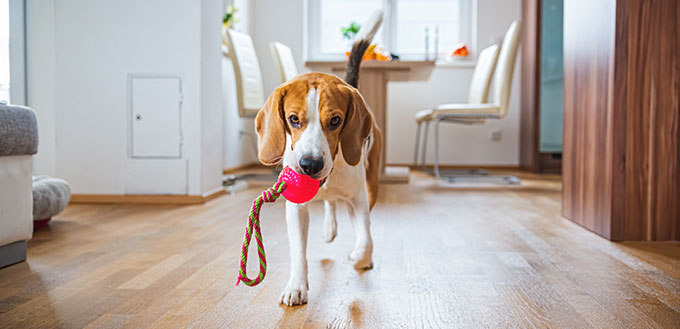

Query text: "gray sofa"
[0, 102, 38, 268]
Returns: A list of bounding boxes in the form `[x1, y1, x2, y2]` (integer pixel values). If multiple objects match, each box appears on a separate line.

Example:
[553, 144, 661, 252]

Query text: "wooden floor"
[1, 171, 679, 328]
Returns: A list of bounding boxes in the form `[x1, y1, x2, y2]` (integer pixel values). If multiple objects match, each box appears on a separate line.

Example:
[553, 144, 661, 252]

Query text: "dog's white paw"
[322, 216, 337, 243]
[348, 248, 373, 270]
[280, 281, 308, 306]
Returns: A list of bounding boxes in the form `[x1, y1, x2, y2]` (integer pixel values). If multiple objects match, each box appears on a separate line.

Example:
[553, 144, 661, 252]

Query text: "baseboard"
[222, 162, 263, 175]
[0, 240, 27, 269]
[201, 186, 228, 203]
[70, 187, 227, 205]
[389, 163, 521, 170]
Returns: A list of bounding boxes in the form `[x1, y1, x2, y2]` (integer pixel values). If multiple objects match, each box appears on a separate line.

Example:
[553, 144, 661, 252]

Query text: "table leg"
[357, 70, 409, 183]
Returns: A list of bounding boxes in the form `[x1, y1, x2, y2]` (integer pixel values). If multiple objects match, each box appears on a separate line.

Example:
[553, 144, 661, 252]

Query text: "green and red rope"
[236, 180, 287, 287]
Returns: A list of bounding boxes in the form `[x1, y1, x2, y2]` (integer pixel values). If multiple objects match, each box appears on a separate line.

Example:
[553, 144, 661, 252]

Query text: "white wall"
[201, 0, 226, 193]
[252, 0, 306, 95]
[250, 0, 522, 166]
[27, 0, 224, 195]
[26, 0, 56, 176]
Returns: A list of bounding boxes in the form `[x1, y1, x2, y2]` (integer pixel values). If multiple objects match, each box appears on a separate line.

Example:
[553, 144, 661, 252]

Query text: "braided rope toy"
[236, 166, 321, 287]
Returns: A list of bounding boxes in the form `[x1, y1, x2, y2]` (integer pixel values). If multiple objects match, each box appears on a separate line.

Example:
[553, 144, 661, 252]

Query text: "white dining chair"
[413, 20, 522, 183]
[270, 41, 299, 83]
[222, 29, 277, 187]
[414, 43, 500, 168]
[224, 29, 266, 118]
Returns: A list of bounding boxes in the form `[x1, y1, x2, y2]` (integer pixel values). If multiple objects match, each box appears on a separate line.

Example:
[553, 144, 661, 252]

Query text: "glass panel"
[539, 0, 563, 153]
[396, 0, 459, 56]
[0, 0, 10, 102]
[320, 0, 383, 54]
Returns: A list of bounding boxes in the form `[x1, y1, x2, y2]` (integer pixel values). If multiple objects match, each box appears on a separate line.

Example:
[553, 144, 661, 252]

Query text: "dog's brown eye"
[288, 115, 300, 128]
[329, 116, 342, 129]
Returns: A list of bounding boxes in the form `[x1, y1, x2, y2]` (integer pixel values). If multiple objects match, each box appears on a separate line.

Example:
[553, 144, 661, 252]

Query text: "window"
[1, 0, 25, 105]
[306, 0, 475, 60]
[319, 0, 384, 54]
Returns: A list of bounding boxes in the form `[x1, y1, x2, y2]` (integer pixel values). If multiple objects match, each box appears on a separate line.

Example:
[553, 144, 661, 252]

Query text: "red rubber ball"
[278, 166, 321, 204]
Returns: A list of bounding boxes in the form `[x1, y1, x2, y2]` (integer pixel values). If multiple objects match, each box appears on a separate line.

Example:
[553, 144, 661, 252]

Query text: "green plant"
[223, 5, 238, 28]
[341, 22, 361, 40]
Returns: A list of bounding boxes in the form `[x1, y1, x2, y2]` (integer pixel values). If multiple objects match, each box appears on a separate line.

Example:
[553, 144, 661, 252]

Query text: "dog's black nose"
[299, 157, 324, 176]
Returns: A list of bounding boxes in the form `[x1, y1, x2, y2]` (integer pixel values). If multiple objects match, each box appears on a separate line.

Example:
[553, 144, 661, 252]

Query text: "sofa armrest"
[0, 104, 39, 157]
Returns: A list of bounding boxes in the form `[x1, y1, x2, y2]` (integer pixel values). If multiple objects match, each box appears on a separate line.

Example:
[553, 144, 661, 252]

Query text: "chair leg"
[420, 121, 430, 169]
[413, 122, 422, 167]
[430, 115, 520, 185]
[433, 117, 442, 180]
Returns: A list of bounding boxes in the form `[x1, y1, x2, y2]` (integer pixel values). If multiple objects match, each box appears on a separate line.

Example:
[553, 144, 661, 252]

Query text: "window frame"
[2, 0, 26, 105]
[304, 0, 477, 61]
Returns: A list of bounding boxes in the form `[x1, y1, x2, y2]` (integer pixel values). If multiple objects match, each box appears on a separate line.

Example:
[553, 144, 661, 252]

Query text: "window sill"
[434, 58, 476, 68]
[306, 59, 435, 70]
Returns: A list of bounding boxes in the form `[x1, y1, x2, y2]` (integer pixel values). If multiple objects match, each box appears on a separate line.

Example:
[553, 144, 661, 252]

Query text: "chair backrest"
[492, 20, 521, 117]
[467, 44, 500, 104]
[224, 29, 265, 117]
[270, 42, 299, 83]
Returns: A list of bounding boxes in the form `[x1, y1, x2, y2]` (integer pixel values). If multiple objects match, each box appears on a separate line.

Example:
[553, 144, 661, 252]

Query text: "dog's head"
[255, 73, 373, 180]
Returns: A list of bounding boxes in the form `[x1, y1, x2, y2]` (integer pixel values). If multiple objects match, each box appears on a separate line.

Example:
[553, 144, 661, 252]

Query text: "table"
[306, 60, 435, 183]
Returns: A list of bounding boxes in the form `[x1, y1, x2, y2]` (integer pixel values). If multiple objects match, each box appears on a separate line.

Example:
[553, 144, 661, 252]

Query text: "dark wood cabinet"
[562, 0, 680, 241]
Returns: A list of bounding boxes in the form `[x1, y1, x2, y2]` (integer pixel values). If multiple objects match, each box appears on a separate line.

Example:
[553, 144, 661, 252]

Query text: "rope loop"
[236, 180, 286, 286]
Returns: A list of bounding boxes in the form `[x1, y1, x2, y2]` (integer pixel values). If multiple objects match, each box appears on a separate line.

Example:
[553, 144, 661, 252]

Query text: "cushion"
[32, 176, 71, 221]
[415, 109, 434, 123]
[0, 103, 39, 156]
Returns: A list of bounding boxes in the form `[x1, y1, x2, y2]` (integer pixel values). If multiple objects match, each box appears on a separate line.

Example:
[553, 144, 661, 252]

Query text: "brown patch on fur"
[277, 81, 313, 152]
[366, 123, 382, 210]
[339, 85, 373, 166]
[255, 87, 286, 165]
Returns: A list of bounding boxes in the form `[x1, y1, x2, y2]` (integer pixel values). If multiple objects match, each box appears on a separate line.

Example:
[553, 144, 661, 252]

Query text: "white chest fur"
[313, 147, 366, 203]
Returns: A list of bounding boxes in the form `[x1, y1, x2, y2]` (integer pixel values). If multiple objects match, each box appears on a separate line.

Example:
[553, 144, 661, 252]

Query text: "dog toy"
[236, 166, 321, 287]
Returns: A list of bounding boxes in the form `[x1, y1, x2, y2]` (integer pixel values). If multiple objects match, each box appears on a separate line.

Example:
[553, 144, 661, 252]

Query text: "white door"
[129, 75, 182, 158]
[126, 75, 186, 194]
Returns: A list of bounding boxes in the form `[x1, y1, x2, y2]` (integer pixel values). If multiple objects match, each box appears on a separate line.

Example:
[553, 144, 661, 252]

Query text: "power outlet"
[490, 129, 502, 141]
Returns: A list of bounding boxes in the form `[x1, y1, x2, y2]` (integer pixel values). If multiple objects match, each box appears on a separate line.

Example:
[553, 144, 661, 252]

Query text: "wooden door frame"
[520, 0, 562, 173]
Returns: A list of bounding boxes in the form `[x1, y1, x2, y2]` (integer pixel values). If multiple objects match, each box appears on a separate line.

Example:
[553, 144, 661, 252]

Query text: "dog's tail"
[344, 10, 383, 88]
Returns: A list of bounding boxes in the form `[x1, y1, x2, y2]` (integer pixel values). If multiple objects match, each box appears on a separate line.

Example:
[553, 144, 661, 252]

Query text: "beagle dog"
[255, 31, 382, 306]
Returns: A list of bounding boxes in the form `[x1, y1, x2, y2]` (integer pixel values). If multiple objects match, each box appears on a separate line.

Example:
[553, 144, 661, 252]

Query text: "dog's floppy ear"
[255, 87, 286, 165]
[340, 85, 373, 166]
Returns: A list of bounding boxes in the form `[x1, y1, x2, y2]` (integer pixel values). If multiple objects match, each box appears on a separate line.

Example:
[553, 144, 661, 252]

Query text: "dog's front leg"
[280, 201, 310, 306]
[347, 193, 374, 270]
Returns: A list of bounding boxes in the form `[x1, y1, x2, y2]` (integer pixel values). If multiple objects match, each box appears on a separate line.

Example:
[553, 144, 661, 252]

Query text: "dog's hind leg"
[322, 200, 337, 243]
